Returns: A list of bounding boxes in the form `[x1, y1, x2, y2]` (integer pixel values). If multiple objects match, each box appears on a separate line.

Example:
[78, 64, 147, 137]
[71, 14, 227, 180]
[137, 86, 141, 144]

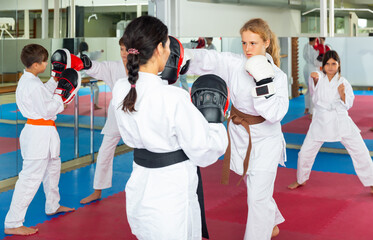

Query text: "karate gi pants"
[303, 68, 314, 114]
[297, 131, 373, 186]
[4, 155, 61, 228]
[93, 135, 121, 190]
[244, 172, 285, 240]
[92, 82, 99, 105]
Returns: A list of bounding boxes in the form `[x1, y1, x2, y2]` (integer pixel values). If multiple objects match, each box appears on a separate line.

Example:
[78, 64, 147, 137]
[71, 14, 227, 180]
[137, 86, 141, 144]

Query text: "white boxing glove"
[245, 55, 276, 98]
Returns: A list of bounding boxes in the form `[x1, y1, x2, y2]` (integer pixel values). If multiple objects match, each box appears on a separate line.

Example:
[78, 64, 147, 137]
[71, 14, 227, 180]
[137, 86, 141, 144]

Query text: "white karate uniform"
[112, 72, 228, 240]
[188, 49, 288, 240]
[80, 51, 103, 105]
[85, 60, 126, 189]
[297, 72, 373, 186]
[303, 43, 320, 113]
[5, 70, 64, 228]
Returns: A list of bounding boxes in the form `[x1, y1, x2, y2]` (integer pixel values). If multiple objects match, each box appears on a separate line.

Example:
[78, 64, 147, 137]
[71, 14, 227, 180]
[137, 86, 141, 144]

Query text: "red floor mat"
[62, 92, 112, 117]
[316, 202, 373, 240]
[5, 162, 373, 240]
[201, 162, 247, 211]
[274, 167, 373, 240]
[207, 190, 247, 224]
[4, 192, 136, 240]
[274, 192, 350, 234]
[0, 137, 18, 154]
[205, 219, 245, 240]
[283, 95, 373, 140]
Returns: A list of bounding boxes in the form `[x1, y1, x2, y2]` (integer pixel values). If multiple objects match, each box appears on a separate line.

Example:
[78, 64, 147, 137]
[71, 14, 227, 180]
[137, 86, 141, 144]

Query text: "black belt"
[133, 148, 210, 239]
[133, 148, 188, 168]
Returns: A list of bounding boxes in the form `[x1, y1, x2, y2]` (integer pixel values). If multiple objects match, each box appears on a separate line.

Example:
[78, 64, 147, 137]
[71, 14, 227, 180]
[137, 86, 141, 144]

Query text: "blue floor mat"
[0, 123, 22, 138]
[56, 114, 106, 127]
[284, 131, 373, 151]
[284, 148, 370, 175]
[354, 90, 373, 95]
[282, 95, 306, 125]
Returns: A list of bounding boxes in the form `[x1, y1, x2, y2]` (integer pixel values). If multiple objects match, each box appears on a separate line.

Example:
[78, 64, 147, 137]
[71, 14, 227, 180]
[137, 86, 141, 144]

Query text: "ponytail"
[240, 18, 281, 67]
[122, 53, 139, 112]
[120, 16, 168, 113]
[267, 31, 280, 67]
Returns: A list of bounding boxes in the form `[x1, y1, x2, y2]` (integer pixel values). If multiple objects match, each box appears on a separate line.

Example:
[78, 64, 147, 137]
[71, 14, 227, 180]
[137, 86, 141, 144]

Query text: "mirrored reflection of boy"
[4, 44, 75, 236]
[79, 38, 127, 204]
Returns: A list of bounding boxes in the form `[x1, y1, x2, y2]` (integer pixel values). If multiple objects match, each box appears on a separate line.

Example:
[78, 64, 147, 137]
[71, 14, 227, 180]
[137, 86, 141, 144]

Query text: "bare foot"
[4, 226, 38, 236]
[288, 181, 305, 190]
[370, 127, 373, 132]
[46, 205, 75, 216]
[94, 104, 102, 110]
[271, 225, 279, 238]
[370, 186, 373, 194]
[304, 108, 309, 114]
[80, 190, 102, 204]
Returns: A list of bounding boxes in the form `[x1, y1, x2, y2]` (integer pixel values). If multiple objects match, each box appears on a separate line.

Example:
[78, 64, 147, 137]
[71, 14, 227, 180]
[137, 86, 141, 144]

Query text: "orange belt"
[221, 105, 265, 185]
[26, 118, 56, 127]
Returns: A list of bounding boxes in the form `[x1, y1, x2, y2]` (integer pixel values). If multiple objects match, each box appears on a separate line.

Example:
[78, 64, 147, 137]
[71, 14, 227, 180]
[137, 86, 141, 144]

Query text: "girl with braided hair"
[111, 15, 228, 240]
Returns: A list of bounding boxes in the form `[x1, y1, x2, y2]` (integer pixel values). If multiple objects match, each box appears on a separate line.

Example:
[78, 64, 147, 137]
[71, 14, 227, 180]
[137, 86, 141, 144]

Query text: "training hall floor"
[0, 90, 372, 239]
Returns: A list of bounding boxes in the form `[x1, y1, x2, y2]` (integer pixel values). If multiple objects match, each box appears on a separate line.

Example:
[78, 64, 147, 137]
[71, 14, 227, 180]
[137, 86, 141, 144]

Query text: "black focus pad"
[179, 59, 190, 75]
[160, 36, 182, 84]
[191, 74, 228, 123]
[55, 68, 81, 104]
[80, 54, 92, 70]
[51, 49, 70, 78]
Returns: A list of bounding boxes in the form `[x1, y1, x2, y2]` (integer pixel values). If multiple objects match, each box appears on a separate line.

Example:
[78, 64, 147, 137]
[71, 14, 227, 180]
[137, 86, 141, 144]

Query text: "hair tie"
[131, 84, 136, 88]
[128, 48, 140, 55]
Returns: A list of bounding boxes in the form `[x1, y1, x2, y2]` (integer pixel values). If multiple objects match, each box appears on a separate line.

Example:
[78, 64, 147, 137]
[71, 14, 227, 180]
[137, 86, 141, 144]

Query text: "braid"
[120, 16, 168, 113]
[127, 54, 140, 84]
[121, 54, 139, 112]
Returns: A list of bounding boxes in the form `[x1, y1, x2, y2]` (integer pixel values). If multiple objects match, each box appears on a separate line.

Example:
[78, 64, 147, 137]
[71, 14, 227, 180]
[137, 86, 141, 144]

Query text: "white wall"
[176, 0, 301, 37]
[83, 37, 122, 62]
[0, 39, 51, 77]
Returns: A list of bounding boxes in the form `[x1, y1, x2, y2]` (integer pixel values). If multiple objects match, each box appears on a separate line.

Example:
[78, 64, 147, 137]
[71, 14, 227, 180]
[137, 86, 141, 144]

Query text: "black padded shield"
[191, 74, 228, 123]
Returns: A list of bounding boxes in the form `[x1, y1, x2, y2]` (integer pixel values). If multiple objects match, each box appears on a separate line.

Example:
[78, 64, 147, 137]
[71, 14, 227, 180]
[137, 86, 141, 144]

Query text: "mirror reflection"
[0, 0, 372, 239]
